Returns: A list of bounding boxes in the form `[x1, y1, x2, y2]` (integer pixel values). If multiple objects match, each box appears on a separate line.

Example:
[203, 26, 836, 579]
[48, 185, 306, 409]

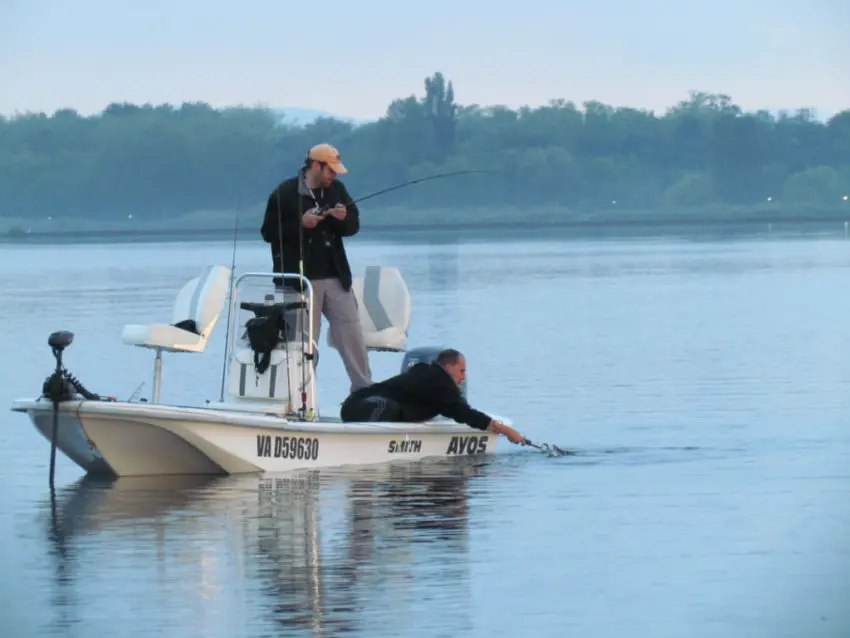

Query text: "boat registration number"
[256, 434, 320, 460]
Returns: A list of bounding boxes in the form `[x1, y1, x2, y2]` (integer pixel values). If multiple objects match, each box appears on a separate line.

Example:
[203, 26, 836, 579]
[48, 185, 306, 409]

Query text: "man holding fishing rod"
[260, 143, 372, 393]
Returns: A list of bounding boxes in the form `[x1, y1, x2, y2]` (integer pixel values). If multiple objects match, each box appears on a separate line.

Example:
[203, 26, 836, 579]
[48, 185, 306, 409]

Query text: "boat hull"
[11, 398, 499, 477]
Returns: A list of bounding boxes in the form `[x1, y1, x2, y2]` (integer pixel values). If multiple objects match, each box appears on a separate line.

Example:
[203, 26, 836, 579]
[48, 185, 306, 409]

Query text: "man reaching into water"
[340, 348, 527, 445]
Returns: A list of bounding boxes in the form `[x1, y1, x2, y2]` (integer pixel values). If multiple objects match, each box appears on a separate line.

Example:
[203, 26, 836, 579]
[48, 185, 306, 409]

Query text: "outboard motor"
[401, 346, 467, 399]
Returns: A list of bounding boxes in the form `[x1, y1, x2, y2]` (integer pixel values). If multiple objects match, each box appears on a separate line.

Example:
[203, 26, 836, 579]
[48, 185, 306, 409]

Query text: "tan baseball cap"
[306, 143, 347, 174]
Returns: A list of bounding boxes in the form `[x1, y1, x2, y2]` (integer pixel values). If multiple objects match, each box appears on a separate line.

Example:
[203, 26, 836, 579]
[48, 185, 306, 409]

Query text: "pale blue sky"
[2, 0, 848, 119]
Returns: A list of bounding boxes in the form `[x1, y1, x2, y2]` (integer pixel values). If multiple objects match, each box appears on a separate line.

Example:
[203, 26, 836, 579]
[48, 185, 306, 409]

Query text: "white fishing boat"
[10, 265, 509, 477]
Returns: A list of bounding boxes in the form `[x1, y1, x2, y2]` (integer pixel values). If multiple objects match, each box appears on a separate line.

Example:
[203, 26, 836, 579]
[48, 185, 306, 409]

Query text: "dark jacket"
[348, 362, 493, 430]
[260, 169, 360, 291]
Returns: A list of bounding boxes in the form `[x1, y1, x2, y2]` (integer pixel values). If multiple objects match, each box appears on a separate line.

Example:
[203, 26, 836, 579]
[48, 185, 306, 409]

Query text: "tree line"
[1, 71, 848, 226]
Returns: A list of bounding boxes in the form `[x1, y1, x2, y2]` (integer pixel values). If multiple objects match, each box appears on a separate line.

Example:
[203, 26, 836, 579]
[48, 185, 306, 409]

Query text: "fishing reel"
[309, 203, 341, 216]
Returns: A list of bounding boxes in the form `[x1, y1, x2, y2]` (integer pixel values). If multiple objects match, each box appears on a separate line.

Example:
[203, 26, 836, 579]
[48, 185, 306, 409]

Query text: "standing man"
[260, 143, 372, 392]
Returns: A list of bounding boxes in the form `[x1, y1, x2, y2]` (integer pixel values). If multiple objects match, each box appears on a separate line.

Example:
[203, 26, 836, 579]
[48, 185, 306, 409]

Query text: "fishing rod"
[218, 194, 241, 403]
[310, 169, 499, 215]
[352, 169, 497, 205]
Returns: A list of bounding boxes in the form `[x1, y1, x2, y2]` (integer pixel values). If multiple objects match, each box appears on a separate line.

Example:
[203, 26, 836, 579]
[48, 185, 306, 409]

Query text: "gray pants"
[307, 277, 372, 392]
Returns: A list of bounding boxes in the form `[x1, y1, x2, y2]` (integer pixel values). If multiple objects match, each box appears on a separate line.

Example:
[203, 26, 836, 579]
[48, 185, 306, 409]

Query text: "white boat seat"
[328, 266, 411, 353]
[122, 265, 231, 353]
[122, 322, 206, 352]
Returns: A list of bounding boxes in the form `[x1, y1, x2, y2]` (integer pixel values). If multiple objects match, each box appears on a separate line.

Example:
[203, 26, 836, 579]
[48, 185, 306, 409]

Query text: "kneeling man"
[340, 348, 527, 445]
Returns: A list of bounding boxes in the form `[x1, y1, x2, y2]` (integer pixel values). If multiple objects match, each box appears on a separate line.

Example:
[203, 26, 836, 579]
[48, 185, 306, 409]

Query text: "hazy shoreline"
[3, 204, 849, 244]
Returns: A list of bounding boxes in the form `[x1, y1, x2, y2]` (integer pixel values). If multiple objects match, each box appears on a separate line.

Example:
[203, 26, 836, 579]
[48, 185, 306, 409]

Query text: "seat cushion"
[121, 323, 204, 352]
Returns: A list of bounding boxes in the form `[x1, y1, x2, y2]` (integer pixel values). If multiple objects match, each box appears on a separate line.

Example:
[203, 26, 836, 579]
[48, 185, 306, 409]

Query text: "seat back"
[361, 265, 411, 333]
[329, 266, 412, 352]
[171, 265, 231, 338]
[226, 345, 316, 413]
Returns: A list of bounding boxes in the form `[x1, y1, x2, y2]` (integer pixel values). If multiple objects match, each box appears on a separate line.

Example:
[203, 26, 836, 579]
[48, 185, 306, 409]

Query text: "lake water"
[1, 231, 849, 637]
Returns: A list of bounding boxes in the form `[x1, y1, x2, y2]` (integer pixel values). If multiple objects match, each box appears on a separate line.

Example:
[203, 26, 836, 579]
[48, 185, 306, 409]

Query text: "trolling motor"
[43, 331, 75, 404]
[42, 331, 112, 487]
[44, 330, 74, 488]
[42, 331, 109, 404]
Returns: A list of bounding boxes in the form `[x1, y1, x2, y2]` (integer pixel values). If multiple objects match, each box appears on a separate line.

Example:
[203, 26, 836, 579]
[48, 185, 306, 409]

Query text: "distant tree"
[423, 71, 457, 161]
[0, 73, 847, 221]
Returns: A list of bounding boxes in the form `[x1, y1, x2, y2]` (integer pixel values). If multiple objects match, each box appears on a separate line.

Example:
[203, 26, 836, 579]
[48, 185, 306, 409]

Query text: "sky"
[2, 0, 848, 120]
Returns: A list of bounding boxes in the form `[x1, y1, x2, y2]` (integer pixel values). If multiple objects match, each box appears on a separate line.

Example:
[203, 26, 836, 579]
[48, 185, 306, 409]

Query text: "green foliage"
[1, 74, 848, 227]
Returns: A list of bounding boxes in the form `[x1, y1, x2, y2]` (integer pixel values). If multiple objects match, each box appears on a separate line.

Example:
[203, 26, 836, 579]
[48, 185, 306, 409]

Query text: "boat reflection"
[42, 456, 493, 637]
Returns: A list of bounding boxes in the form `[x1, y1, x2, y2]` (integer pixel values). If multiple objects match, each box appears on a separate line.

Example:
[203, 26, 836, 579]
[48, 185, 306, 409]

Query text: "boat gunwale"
[10, 397, 507, 436]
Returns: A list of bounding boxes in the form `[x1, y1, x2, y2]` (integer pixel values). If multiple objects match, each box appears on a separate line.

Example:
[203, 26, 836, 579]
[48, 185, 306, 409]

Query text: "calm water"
[1, 232, 849, 637]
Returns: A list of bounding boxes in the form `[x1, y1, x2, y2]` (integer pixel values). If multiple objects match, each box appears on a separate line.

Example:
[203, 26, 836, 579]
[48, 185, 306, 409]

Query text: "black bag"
[243, 306, 288, 375]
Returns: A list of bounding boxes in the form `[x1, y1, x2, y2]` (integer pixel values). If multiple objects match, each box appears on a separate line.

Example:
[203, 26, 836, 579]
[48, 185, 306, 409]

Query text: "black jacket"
[260, 169, 360, 290]
[349, 362, 493, 430]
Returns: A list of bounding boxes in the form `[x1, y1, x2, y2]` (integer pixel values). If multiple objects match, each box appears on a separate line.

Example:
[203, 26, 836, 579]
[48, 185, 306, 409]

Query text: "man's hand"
[302, 208, 325, 229]
[327, 203, 347, 220]
[488, 420, 526, 445]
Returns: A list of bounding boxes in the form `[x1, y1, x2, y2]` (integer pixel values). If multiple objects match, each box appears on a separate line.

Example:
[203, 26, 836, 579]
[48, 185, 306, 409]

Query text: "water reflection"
[42, 457, 492, 637]
[425, 238, 460, 345]
[426, 238, 460, 290]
